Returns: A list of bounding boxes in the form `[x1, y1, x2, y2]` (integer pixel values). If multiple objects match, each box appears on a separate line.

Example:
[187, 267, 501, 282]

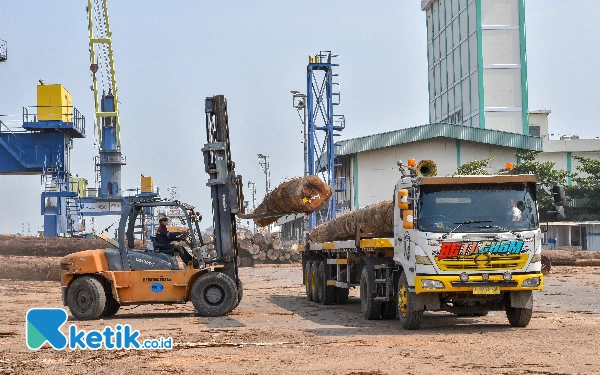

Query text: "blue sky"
[1, 1, 599, 234]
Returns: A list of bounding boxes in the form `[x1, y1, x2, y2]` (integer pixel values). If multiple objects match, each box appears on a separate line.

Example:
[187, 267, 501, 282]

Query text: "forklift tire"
[191, 272, 238, 317]
[397, 271, 423, 330]
[312, 260, 323, 303]
[305, 260, 314, 301]
[102, 297, 120, 318]
[233, 279, 244, 310]
[67, 276, 107, 321]
[360, 268, 382, 320]
[318, 262, 336, 305]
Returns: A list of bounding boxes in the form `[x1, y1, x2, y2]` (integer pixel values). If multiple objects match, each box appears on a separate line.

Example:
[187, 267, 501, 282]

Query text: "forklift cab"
[115, 199, 203, 271]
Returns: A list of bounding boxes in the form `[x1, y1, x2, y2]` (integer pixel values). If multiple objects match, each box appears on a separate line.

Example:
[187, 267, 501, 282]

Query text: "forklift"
[60, 95, 251, 320]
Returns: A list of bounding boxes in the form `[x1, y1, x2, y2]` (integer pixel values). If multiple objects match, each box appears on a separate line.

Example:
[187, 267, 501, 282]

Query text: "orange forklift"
[60, 95, 255, 320]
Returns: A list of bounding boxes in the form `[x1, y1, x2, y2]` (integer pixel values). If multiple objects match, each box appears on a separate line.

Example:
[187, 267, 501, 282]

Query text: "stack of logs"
[201, 230, 302, 268]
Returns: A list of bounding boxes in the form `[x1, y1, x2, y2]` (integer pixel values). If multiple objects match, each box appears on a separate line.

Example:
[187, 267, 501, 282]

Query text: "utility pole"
[257, 154, 270, 196]
[247, 181, 256, 233]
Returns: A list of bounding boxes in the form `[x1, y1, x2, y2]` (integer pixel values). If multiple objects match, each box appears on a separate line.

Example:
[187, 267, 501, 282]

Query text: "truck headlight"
[415, 255, 432, 265]
[421, 279, 445, 289]
[522, 277, 541, 287]
[530, 254, 542, 263]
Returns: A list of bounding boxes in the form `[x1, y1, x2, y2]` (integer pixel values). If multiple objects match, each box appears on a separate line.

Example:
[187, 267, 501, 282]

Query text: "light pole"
[291, 90, 308, 176]
[257, 154, 270, 197]
[247, 181, 256, 233]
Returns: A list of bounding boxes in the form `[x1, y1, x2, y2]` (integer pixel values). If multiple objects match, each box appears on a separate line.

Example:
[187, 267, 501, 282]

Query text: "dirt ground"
[1, 265, 599, 375]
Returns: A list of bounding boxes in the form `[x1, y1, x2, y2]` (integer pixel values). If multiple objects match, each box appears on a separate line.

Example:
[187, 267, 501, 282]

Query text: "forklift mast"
[202, 95, 244, 283]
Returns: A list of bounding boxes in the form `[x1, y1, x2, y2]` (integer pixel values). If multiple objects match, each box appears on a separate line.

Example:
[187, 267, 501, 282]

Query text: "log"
[239, 257, 254, 268]
[253, 175, 332, 227]
[267, 248, 279, 261]
[309, 201, 393, 243]
[284, 252, 291, 260]
[258, 251, 267, 261]
[575, 259, 600, 267]
[271, 239, 283, 251]
[264, 232, 274, 246]
[252, 233, 265, 246]
[249, 244, 260, 256]
[0, 235, 115, 257]
[541, 255, 551, 275]
[238, 238, 252, 251]
[202, 234, 214, 245]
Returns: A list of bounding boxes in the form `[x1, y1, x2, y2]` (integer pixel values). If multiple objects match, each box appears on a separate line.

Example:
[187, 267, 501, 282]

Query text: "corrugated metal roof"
[336, 123, 543, 155]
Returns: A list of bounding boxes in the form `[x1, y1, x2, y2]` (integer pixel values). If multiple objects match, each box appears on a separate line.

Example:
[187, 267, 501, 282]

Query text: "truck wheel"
[233, 279, 244, 309]
[191, 272, 238, 317]
[67, 276, 106, 321]
[397, 271, 423, 330]
[382, 301, 397, 319]
[305, 260, 314, 301]
[335, 287, 349, 305]
[360, 268, 381, 320]
[102, 296, 120, 317]
[312, 261, 322, 303]
[318, 262, 336, 305]
[506, 306, 532, 327]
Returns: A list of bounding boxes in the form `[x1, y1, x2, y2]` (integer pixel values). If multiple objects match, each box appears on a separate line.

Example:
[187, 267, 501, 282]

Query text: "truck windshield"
[417, 183, 538, 233]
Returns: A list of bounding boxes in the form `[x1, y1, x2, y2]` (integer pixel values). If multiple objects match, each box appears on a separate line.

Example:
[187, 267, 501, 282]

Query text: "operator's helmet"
[158, 213, 169, 222]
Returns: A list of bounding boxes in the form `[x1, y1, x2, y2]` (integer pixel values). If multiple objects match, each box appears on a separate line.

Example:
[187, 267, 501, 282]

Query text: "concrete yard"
[0, 265, 599, 375]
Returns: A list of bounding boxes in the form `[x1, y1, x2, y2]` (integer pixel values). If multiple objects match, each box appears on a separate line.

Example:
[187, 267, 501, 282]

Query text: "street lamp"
[291, 90, 308, 177]
[257, 154, 270, 197]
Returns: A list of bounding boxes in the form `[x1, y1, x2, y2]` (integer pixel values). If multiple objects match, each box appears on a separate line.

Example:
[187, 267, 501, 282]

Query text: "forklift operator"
[155, 216, 194, 266]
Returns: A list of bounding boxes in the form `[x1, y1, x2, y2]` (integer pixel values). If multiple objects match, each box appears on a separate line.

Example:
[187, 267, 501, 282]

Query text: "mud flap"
[510, 291, 533, 309]
[413, 292, 441, 311]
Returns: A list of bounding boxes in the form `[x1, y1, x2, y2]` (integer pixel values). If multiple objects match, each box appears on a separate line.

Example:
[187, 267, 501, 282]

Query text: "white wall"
[354, 137, 521, 207]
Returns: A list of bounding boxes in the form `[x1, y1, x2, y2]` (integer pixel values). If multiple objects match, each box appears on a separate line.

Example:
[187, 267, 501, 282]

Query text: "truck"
[302, 159, 551, 330]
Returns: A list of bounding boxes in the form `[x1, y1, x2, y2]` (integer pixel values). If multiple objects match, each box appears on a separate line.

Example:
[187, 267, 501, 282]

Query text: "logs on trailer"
[309, 201, 394, 243]
[253, 175, 333, 227]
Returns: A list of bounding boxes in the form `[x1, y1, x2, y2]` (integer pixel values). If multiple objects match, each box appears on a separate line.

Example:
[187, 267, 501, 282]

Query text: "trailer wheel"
[335, 287, 349, 305]
[397, 271, 423, 330]
[311, 261, 322, 303]
[191, 272, 238, 317]
[305, 260, 314, 301]
[67, 276, 106, 321]
[506, 306, 532, 327]
[360, 268, 382, 320]
[318, 262, 336, 305]
[381, 302, 397, 319]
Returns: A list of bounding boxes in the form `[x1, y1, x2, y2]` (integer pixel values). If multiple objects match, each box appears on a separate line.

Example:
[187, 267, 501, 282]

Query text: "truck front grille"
[435, 254, 528, 271]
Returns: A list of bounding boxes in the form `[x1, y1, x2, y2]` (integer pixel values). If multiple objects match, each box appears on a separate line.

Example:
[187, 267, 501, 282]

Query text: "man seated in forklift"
[155, 215, 195, 267]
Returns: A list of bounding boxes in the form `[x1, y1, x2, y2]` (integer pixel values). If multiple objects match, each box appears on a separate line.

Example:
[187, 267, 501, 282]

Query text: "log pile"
[202, 230, 301, 267]
[543, 249, 600, 267]
[309, 201, 394, 243]
[253, 175, 332, 227]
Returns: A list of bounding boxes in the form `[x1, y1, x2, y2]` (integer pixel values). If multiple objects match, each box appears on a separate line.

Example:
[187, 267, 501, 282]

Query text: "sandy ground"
[0, 265, 599, 375]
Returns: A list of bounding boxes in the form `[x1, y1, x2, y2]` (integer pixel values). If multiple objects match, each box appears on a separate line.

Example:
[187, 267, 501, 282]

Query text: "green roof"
[336, 123, 542, 155]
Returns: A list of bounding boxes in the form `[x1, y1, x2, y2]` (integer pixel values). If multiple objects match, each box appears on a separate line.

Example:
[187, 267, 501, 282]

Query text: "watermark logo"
[26, 308, 172, 350]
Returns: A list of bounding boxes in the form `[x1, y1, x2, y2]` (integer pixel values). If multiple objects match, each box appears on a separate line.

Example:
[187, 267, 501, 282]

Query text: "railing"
[0, 120, 27, 164]
[22, 106, 86, 136]
[0, 39, 6, 61]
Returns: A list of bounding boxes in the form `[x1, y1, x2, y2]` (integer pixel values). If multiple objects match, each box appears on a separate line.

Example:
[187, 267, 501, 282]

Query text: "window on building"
[529, 125, 540, 137]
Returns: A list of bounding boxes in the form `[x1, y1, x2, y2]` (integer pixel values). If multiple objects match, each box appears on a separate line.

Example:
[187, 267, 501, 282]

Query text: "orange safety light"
[407, 159, 417, 167]
[505, 162, 514, 170]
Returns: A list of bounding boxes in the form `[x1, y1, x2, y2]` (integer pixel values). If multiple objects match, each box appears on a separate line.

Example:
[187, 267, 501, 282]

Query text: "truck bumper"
[414, 273, 543, 294]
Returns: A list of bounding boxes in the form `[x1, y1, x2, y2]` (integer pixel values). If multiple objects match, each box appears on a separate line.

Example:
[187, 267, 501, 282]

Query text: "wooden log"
[264, 232, 274, 246]
[258, 251, 267, 261]
[267, 248, 279, 261]
[252, 233, 265, 246]
[575, 259, 600, 267]
[284, 252, 291, 260]
[309, 201, 393, 243]
[202, 234, 214, 245]
[253, 175, 332, 227]
[0, 235, 115, 257]
[278, 255, 286, 262]
[541, 255, 551, 275]
[271, 238, 283, 251]
[249, 244, 260, 256]
[238, 238, 252, 251]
